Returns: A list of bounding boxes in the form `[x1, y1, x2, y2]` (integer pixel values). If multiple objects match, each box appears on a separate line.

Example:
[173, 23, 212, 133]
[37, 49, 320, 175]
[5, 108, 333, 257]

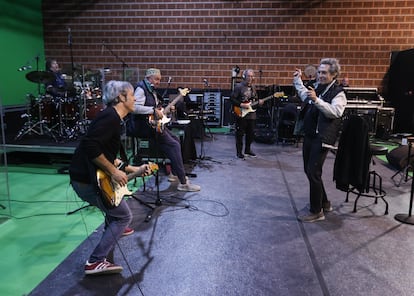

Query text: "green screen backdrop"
[0, 0, 44, 107]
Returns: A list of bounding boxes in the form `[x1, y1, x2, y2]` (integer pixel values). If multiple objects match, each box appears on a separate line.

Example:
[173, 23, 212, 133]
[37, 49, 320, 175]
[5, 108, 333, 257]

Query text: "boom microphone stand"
[101, 41, 128, 80]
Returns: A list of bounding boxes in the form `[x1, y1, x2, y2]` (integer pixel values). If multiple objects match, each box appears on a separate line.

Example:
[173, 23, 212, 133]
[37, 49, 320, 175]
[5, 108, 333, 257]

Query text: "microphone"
[101, 41, 105, 53]
[67, 27, 72, 46]
[203, 79, 209, 87]
[167, 76, 172, 84]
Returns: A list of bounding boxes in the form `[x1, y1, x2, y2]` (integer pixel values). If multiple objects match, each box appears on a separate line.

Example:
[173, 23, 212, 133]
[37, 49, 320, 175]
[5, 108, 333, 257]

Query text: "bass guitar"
[149, 87, 191, 133]
[233, 91, 285, 118]
[97, 162, 159, 208]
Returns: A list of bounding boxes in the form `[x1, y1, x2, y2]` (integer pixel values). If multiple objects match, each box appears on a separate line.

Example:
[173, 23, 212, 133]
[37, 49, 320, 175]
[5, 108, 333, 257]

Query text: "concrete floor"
[29, 133, 414, 296]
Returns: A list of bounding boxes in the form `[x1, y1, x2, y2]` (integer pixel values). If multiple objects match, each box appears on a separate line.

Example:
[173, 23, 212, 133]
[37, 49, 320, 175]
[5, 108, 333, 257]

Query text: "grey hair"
[102, 80, 134, 106]
[242, 69, 254, 79]
[320, 58, 341, 78]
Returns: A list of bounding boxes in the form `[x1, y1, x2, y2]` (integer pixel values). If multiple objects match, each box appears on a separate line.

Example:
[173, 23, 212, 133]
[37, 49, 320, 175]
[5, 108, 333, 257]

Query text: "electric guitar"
[233, 92, 285, 118]
[97, 162, 159, 208]
[149, 87, 191, 133]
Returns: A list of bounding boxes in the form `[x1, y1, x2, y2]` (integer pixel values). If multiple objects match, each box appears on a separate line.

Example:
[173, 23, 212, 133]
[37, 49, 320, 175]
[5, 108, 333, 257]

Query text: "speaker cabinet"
[221, 96, 234, 127]
[376, 107, 395, 139]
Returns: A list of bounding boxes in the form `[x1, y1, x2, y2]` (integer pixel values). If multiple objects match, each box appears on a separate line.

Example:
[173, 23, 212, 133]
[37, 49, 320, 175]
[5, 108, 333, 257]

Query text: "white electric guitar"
[233, 92, 285, 118]
[149, 87, 191, 133]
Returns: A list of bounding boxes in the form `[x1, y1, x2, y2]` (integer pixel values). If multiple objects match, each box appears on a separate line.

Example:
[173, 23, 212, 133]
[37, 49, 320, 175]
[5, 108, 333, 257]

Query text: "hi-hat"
[26, 71, 55, 84]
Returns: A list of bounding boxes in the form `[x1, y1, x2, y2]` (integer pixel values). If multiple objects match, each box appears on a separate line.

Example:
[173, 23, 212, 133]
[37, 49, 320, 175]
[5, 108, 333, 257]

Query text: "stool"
[129, 136, 169, 165]
[390, 136, 414, 186]
[346, 144, 389, 214]
[395, 137, 414, 225]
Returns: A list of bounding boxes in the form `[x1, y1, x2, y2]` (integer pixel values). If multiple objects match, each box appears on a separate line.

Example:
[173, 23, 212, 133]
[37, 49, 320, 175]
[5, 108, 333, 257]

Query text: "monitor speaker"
[376, 108, 395, 139]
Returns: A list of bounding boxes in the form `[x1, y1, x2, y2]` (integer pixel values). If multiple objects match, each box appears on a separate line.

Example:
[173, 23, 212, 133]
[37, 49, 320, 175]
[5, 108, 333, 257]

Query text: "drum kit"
[15, 69, 104, 142]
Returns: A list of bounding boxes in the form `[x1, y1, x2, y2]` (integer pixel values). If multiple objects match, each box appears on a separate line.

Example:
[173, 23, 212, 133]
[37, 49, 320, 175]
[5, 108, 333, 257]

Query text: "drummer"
[45, 58, 67, 97]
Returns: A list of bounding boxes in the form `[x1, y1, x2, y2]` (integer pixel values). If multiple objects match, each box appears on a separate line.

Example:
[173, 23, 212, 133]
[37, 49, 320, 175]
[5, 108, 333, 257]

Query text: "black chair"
[334, 115, 389, 215]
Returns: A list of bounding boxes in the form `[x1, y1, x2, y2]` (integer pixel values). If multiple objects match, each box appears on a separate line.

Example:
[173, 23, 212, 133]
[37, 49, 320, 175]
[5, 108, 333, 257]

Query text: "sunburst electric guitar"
[233, 92, 285, 118]
[149, 87, 191, 133]
[97, 162, 159, 208]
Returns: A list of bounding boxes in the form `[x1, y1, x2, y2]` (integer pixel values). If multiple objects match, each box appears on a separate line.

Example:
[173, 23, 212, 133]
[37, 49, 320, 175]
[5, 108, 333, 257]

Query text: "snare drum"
[86, 98, 105, 119]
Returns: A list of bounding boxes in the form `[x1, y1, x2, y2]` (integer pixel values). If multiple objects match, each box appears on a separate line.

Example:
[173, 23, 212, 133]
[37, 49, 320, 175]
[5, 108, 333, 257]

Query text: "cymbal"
[26, 71, 55, 84]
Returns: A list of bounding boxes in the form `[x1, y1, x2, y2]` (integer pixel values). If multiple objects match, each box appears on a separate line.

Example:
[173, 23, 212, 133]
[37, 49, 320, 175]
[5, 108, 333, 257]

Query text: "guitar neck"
[163, 94, 183, 114]
[126, 163, 158, 181]
[127, 170, 144, 182]
[250, 94, 273, 107]
[250, 92, 284, 107]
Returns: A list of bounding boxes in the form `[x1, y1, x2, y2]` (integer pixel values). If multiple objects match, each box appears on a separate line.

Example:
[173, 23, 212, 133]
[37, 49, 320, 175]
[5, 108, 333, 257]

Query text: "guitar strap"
[119, 142, 129, 166]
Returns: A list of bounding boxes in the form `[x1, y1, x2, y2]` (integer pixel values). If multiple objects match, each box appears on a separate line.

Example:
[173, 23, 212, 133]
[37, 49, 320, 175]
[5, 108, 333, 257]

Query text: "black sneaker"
[237, 153, 245, 159]
[245, 151, 257, 157]
[298, 210, 325, 223]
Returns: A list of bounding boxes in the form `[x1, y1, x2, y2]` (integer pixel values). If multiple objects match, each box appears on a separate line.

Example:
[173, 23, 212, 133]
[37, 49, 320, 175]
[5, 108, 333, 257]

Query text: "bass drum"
[86, 98, 105, 120]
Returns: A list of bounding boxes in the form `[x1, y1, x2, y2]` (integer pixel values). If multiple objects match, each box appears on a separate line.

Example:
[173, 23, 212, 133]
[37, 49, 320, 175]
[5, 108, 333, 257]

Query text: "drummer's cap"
[145, 68, 161, 77]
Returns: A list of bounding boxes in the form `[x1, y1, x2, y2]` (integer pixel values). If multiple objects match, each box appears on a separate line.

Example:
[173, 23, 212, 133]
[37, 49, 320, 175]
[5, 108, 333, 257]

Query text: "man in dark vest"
[131, 68, 200, 192]
[293, 58, 347, 222]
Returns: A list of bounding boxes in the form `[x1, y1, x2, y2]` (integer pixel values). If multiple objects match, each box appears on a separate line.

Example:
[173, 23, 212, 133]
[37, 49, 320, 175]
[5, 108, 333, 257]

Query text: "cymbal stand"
[15, 94, 56, 141]
[70, 86, 90, 139]
[50, 96, 73, 142]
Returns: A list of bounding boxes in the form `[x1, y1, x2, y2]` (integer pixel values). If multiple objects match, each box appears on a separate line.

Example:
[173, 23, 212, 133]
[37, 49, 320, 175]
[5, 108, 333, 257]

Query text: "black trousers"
[302, 135, 329, 213]
[235, 117, 256, 154]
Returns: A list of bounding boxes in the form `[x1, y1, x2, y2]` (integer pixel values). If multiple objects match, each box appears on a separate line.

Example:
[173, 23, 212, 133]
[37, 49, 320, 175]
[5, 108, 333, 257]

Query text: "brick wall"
[42, 0, 414, 96]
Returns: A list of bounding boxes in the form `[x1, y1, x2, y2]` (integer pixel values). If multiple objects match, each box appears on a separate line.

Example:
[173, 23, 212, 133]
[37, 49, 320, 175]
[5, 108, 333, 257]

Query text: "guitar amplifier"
[221, 96, 234, 127]
[376, 107, 395, 139]
[203, 92, 221, 126]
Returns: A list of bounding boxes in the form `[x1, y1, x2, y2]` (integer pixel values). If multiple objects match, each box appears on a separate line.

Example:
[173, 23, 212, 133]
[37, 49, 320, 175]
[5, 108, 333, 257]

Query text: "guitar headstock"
[273, 91, 285, 98]
[148, 162, 159, 172]
[178, 87, 191, 96]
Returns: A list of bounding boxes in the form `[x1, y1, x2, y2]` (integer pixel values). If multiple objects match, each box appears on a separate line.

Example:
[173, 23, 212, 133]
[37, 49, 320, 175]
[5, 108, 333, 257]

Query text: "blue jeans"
[71, 180, 132, 263]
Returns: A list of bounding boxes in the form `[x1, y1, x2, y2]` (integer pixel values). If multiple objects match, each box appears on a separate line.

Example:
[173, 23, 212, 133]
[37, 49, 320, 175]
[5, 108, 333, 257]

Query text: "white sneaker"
[177, 181, 201, 192]
[168, 174, 188, 182]
[168, 173, 178, 182]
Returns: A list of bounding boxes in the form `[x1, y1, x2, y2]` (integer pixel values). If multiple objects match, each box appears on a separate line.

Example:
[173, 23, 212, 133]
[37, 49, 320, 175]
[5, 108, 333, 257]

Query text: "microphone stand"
[198, 80, 216, 161]
[161, 77, 172, 103]
[68, 28, 74, 85]
[102, 41, 128, 80]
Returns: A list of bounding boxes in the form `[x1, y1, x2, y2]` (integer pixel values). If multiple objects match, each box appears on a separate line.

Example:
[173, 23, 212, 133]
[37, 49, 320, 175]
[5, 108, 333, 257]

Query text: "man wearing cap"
[131, 68, 201, 192]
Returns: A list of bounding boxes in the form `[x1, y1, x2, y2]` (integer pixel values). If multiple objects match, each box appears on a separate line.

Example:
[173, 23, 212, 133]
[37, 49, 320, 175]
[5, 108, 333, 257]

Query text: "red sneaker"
[84, 259, 123, 275]
[122, 227, 134, 236]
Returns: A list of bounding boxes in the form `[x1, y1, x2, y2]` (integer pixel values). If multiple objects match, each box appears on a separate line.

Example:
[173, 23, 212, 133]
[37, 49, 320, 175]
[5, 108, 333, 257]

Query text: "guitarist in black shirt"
[69, 80, 151, 275]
